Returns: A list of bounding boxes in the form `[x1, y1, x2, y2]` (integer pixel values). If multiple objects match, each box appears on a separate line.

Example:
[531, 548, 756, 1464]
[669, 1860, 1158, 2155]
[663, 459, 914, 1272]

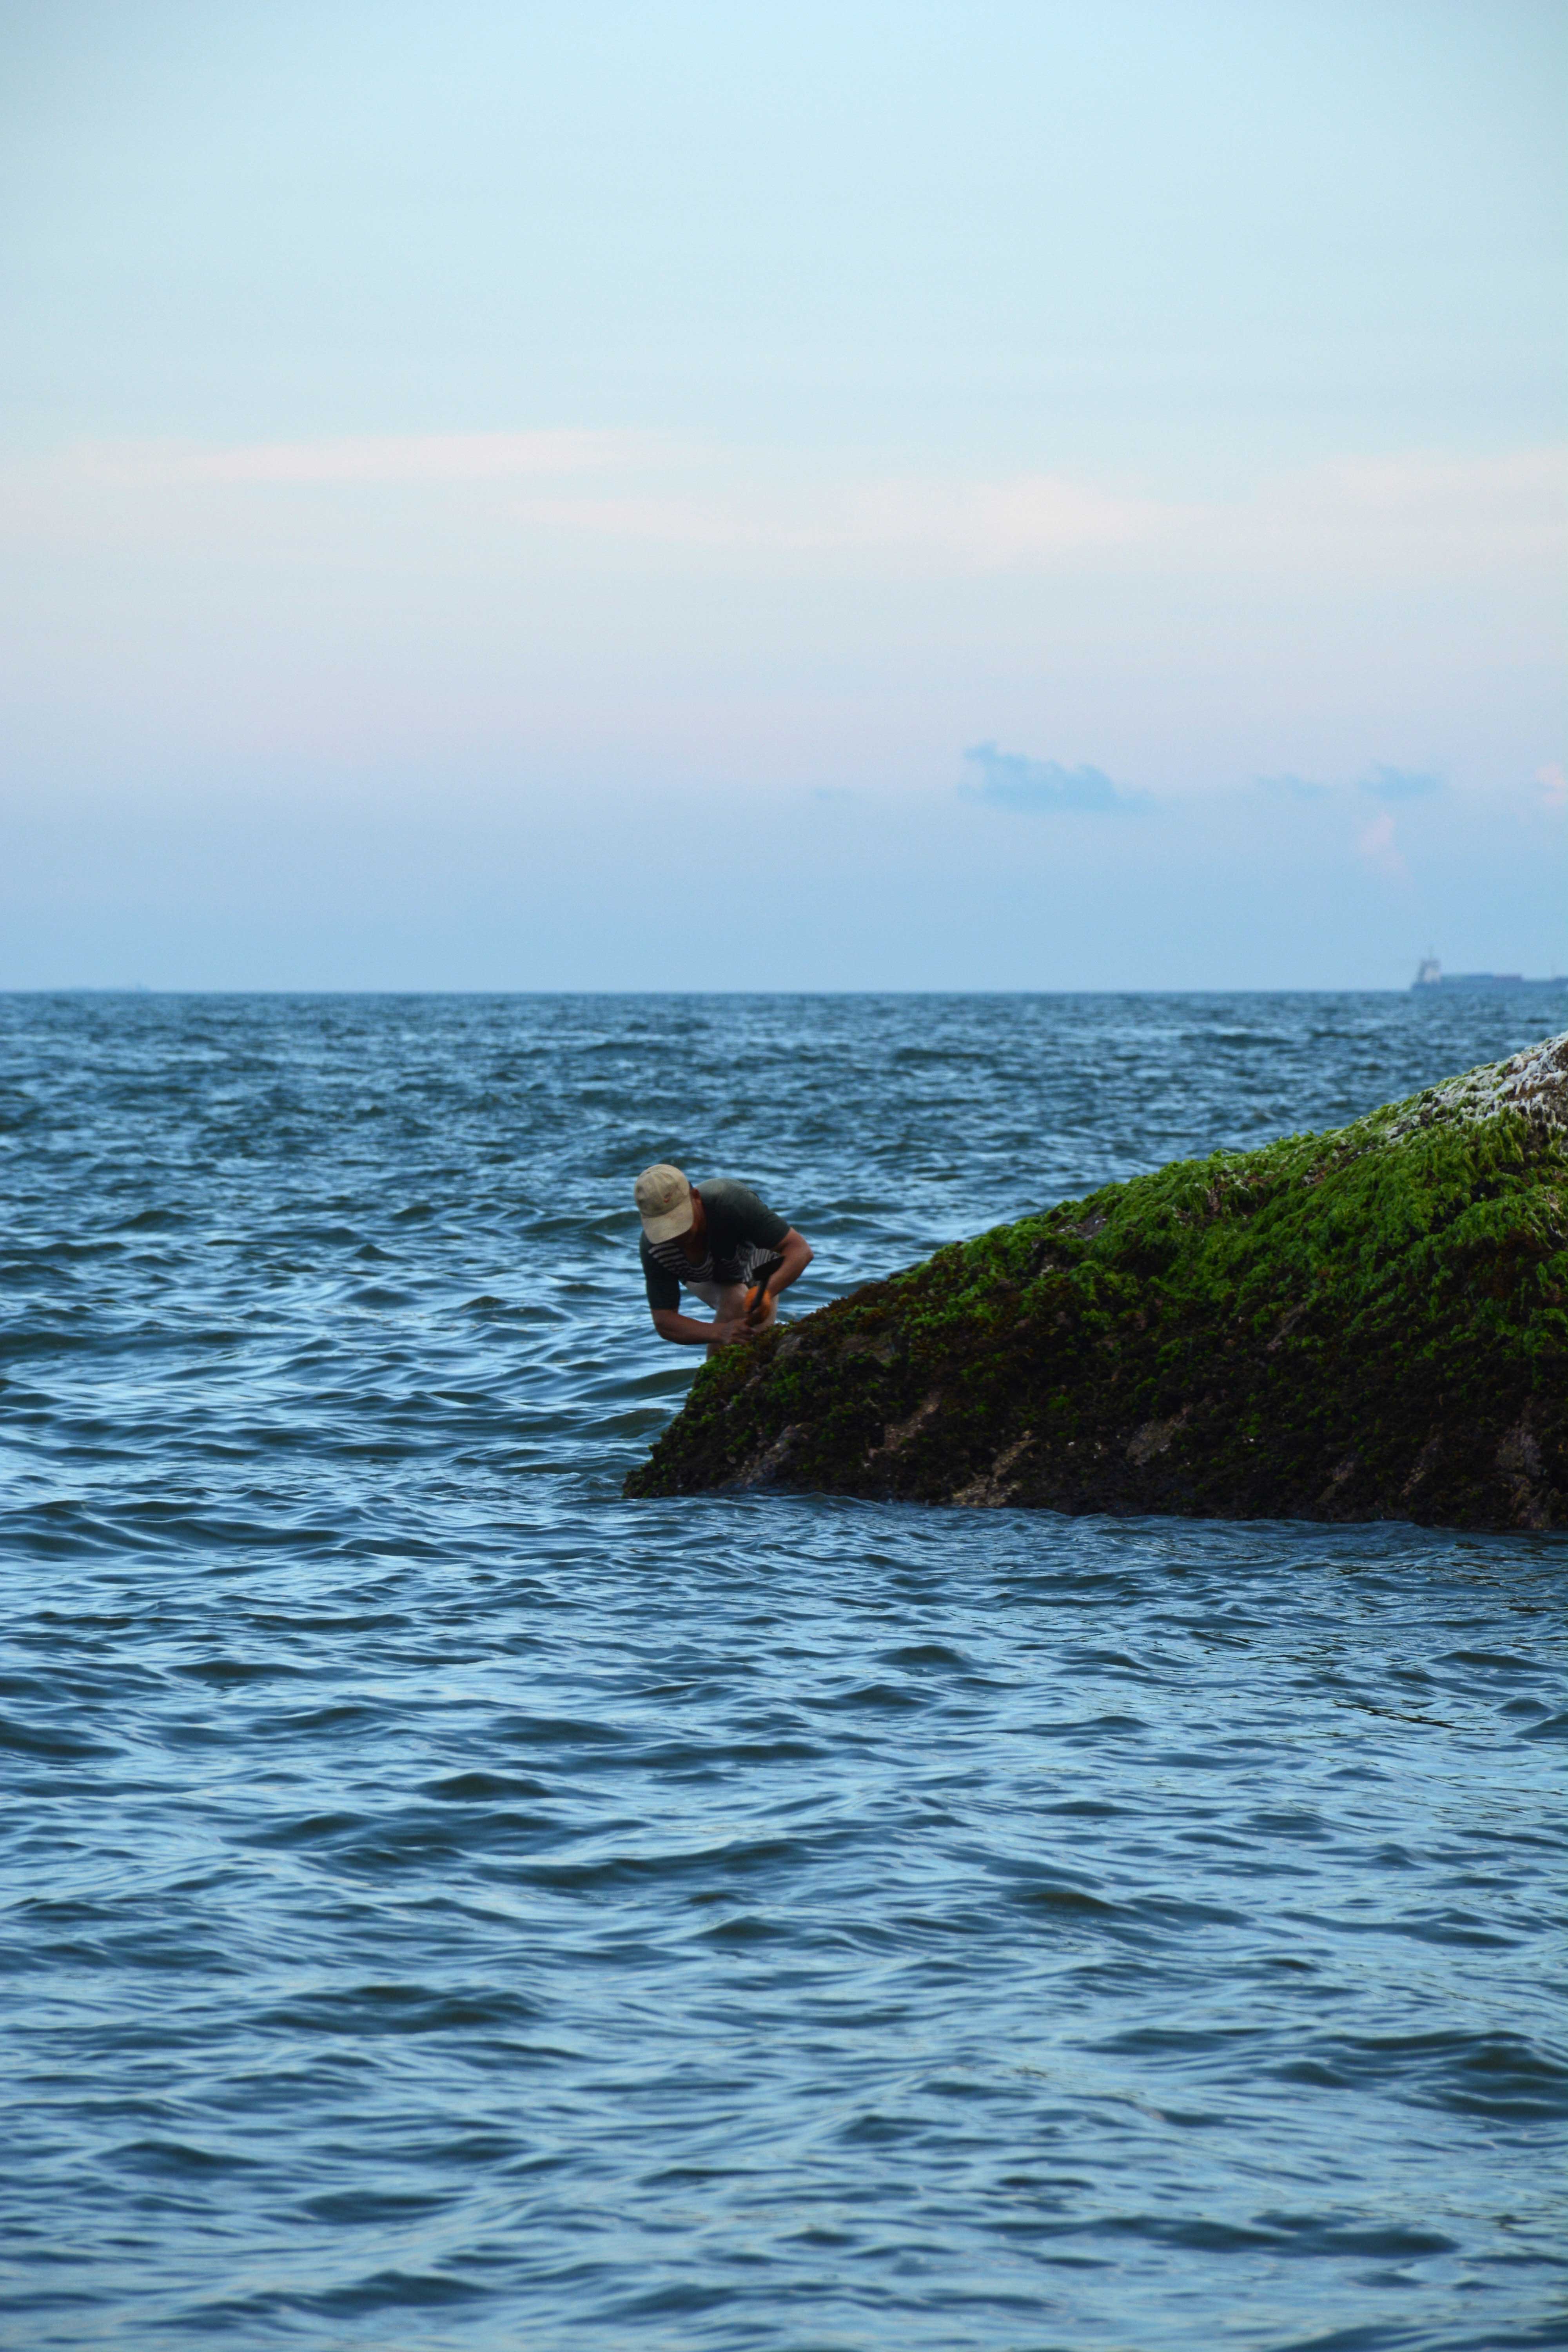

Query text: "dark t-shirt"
[641, 1178, 791, 1312]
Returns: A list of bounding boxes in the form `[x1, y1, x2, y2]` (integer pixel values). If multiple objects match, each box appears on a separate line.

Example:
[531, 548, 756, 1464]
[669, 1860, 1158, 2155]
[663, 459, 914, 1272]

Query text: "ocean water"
[2, 987, 1565, 2352]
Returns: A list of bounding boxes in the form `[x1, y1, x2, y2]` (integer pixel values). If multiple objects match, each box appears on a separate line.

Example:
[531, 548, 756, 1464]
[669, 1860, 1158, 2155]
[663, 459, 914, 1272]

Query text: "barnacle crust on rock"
[625, 1034, 1568, 1528]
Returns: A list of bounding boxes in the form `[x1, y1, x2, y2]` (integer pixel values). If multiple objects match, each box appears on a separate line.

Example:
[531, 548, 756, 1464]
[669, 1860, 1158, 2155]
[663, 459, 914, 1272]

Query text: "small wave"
[0, 1711, 116, 1760]
[1273, 2030, 1568, 2123]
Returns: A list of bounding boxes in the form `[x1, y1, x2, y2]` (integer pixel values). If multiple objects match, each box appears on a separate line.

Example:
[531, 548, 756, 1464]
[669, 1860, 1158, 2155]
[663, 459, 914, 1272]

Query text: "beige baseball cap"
[635, 1163, 695, 1243]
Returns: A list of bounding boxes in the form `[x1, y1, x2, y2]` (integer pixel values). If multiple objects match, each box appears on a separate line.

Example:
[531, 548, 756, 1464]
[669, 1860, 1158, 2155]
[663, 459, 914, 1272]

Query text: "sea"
[2, 987, 1565, 2352]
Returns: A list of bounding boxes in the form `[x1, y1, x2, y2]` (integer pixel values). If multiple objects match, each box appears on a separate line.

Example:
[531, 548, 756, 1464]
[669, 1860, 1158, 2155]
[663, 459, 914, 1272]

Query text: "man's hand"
[651, 1304, 749, 1349]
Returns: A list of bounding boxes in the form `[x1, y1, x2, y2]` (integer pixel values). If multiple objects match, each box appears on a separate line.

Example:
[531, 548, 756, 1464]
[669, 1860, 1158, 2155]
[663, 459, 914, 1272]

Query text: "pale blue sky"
[1, 0, 1563, 986]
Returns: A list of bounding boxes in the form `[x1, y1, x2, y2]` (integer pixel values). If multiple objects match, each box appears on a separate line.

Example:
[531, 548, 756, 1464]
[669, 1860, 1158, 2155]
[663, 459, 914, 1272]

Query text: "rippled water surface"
[3, 989, 1565, 2350]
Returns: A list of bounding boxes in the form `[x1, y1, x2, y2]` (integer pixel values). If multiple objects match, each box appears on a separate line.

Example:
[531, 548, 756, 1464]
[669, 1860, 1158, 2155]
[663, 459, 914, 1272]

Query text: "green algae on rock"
[624, 1032, 1568, 1528]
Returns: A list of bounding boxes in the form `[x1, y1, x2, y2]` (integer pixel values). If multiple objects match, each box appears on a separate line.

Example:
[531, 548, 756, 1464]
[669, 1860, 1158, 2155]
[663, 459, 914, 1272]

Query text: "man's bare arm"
[651, 1306, 743, 1347]
[745, 1229, 812, 1324]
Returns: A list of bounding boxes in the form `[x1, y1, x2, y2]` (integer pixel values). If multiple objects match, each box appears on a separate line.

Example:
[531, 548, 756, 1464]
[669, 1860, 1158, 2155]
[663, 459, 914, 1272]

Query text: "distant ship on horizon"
[1412, 957, 1566, 991]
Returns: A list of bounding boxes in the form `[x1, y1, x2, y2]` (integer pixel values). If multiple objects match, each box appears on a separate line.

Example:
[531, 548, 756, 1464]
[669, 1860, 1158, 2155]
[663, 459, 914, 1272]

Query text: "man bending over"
[635, 1164, 813, 1352]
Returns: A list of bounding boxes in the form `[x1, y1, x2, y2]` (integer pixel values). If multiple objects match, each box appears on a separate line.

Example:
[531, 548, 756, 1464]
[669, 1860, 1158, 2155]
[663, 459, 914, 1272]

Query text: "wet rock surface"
[626, 1033, 1568, 1528]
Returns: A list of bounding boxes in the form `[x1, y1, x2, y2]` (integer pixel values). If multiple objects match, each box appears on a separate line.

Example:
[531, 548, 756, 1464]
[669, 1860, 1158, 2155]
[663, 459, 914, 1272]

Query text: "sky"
[1, 0, 1563, 989]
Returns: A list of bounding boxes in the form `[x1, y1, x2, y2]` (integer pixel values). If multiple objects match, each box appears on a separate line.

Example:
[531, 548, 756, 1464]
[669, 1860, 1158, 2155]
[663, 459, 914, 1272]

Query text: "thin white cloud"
[813, 473, 1165, 564]
[17, 436, 1176, 568]
[1316, 446, 1565, 519]
[8, 435, 1560, 587]
[499, 470, 1169, 569]
[1230, 447, 1568, 575]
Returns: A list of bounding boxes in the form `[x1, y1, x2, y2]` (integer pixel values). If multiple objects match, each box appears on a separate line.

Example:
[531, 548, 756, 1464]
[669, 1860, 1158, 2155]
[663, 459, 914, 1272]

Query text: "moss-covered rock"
[625, 1033, 1568, 1528]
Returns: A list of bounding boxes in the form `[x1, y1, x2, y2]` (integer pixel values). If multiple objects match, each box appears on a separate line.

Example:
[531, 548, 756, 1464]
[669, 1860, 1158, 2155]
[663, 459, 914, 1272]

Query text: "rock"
[624, 1033, 1568, 1528]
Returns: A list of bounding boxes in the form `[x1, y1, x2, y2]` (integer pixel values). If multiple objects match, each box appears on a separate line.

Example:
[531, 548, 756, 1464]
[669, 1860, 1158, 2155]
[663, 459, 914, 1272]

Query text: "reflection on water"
[2, 989, 1564, 2348]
